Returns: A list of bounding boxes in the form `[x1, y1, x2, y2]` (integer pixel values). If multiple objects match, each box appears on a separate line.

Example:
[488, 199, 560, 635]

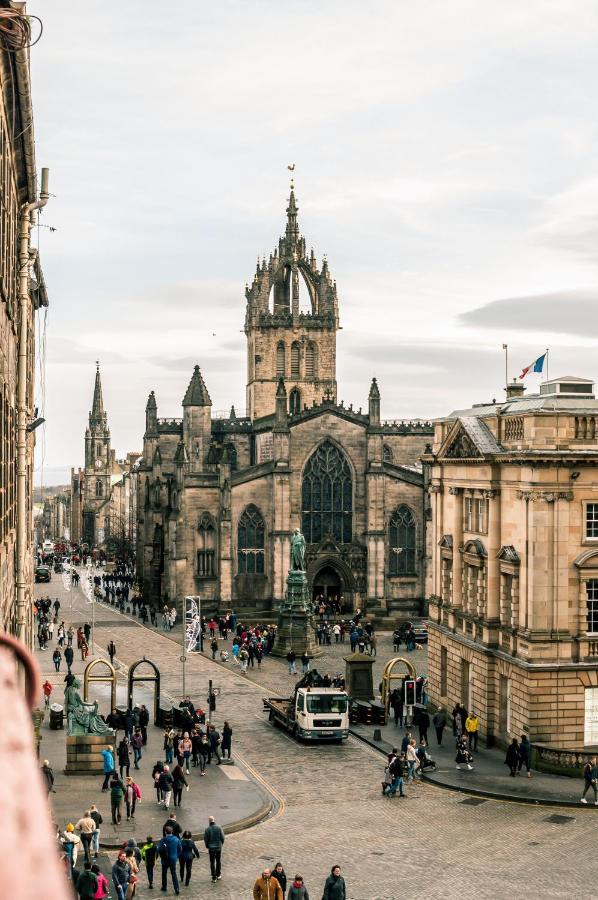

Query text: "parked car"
[54, 562, 64, 574]
[35, 566, 51, 583]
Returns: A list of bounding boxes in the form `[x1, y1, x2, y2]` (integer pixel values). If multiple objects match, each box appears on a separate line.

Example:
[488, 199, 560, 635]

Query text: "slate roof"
[459, 416, 503, 454]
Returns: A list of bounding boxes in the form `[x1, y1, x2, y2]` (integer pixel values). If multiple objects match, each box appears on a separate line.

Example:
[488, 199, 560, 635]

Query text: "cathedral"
[136, 185, 433, 619]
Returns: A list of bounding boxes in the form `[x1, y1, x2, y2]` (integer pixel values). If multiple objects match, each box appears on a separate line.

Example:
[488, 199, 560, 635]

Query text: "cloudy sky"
[31, 1, 598, 481]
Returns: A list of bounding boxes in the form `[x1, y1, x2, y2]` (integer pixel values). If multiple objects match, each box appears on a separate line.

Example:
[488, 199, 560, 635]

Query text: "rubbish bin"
[49, 703, 64, 730]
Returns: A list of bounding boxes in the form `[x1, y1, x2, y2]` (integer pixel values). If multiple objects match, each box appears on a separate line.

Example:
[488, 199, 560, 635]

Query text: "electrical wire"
[0, 10, 43, 52]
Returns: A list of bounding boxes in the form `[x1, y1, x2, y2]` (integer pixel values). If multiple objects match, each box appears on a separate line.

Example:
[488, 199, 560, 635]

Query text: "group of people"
[252, 863, 347, 899]
[382, 732, 436, 796]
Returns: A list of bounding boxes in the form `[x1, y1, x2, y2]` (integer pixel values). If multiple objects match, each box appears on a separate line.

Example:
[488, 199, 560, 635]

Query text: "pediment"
[438, 534, 453, 549]
[439, 422, 483, 460]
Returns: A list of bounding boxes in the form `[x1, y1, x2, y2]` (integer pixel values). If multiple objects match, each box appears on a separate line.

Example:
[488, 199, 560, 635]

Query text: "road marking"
[219, 766, 248, 781]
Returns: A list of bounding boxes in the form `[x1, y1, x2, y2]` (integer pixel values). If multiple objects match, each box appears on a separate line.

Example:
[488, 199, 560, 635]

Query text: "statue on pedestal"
[291, 528, 306, 572]
[64, 676, 113, 736]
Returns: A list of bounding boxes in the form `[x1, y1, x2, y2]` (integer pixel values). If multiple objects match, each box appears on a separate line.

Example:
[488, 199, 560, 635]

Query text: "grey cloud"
[46, 337, 128, 365]
[459, 289, 598, 337]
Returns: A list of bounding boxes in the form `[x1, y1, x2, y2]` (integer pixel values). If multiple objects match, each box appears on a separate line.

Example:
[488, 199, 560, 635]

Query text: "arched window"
[276, 341, 286, 377]
[96, 443, 102, 457]
[389, 505, 417, 575]
[289, 388, 301, 415]
[302, 440, 352, 544]
[305, 341, 317, 377]
[383, 444, 393, 463]
[197, 512, 216, 576]
[224, 442, 237, 471]
[95, 479, 103, 498]
[237, 504, 265, 574]
[291, 341, 300, 378]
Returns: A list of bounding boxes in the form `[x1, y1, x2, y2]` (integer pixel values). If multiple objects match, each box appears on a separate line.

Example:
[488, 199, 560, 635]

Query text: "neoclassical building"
[136, 186, 433, 618]
[427, 376, 598, 752]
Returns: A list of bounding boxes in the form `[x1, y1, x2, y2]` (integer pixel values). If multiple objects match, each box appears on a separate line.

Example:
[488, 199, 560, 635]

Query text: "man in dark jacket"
[64, 644, 74, 673]
[110, 777, 125, 824]
[163, 813, 183, 837]
[323, 865, 346, 900]
[159, 766, 174, 810]
[139, 704, 150, 745]
[418, 709, 430, 743]
[75, 861, 98, 900]
[157, 827, 182, 894]
[432, 708, 448, 745]
[111, 852, 130, 900]
[203, 815, 225, 883]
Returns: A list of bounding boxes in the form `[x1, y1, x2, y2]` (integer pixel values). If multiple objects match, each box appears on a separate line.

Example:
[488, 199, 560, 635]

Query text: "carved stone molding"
[481, 489, 500, 499]
[517, 489, 574, 502]
[428, 484, 441, 494]
[448, 487, 463, 496]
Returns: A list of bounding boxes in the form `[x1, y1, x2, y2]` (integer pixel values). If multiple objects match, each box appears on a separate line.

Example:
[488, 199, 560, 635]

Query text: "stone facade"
[427, 376, 598, 750]
[41, 490, 71, 543]
[136, 187, 432, 619]
[0, 26, 48, 644]
[72, 366, 139, 554]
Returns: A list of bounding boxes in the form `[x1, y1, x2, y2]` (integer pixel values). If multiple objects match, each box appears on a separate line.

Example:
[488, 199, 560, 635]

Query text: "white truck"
[264, 686, 350, 742]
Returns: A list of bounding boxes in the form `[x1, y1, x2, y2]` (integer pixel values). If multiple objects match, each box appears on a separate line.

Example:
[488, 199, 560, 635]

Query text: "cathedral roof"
[182, 365, 212, 407]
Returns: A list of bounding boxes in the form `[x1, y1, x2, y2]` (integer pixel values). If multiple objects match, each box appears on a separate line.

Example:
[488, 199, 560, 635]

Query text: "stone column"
[486, 490, 501, 621]
[450, 487, 463, 608]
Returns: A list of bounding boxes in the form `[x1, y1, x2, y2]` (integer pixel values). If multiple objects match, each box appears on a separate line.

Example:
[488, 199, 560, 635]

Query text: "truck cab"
[294, 687, 349, 740]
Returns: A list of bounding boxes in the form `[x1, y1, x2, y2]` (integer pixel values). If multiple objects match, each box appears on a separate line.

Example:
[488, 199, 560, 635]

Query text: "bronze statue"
[64, 676, 113, 736]
[291, 528, 306, 571]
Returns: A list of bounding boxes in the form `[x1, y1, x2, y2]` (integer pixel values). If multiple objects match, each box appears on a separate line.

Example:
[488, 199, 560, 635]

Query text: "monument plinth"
[272, 528, 322, 658]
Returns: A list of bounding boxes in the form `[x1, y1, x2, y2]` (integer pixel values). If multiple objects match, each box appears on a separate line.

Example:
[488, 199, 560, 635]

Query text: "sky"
[30, 0, 598, 482]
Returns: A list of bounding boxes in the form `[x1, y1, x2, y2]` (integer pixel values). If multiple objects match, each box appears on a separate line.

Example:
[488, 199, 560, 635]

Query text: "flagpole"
[545, 347, 549, 382]
[502, 343, 508, 390]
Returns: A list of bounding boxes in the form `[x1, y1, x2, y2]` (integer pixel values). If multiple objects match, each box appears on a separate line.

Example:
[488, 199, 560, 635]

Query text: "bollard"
[373, 728, 382, 742]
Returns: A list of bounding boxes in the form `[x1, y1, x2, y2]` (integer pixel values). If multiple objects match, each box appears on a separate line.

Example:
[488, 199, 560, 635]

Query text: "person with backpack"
[518, 733, 532, 777]
[505, 737, 520, 777]
[384, 752, 406, 797]
[75, 861, 98, 900]
[179, 830, 200, 887]
[157, 826, 182, 894]
[581, 757, 598, 804]
[140, 836, 157, 890]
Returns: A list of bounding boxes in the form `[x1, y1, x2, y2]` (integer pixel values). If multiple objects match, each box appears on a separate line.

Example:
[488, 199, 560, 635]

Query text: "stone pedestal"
[344, 653, 375, 700]
[65, 733, 114, 776]
[272, 569, 322, 658]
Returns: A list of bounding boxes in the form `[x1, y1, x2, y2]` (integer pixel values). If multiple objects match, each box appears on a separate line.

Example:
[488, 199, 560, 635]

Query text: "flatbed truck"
[264, 686, 349, 742]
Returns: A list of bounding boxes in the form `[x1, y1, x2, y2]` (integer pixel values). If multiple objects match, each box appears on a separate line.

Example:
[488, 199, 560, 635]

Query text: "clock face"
[95, 458, 103, 470]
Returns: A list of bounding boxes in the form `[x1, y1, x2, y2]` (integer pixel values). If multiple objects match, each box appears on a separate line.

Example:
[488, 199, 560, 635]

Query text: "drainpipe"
[16, 167, 49, 646]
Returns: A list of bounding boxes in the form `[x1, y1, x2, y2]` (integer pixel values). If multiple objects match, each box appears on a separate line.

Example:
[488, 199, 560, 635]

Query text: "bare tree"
[105, 512, 135, 563]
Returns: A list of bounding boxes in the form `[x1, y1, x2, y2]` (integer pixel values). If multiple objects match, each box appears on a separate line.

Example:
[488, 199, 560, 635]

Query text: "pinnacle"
[182, 365, 212, 407]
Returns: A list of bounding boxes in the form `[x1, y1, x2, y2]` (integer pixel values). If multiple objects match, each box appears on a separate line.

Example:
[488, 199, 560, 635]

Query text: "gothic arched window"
[291, 341, 300, 378]
[197, 512, 216, 576]
[237, 504, 265, 574]
[383, 444, 393, 463]
[302, 441, 352, 544]
[276, 341, 286, 377]
[289, 388, 301, 415]
[305, 341, 317, 377]
[389, 505, 417, 575]
[95, 479, 103, 498]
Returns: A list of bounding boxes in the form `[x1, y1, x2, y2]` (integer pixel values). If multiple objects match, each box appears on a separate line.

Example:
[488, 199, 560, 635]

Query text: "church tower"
[244, 182, 339, 420]
[82, 364, 112, 545]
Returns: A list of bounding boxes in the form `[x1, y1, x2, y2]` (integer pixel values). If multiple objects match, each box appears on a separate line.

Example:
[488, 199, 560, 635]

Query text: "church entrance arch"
[308, 556, 354, 612]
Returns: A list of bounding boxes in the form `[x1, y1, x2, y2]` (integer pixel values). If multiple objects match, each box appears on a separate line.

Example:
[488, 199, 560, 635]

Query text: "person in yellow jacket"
[465, 713, 479, 751]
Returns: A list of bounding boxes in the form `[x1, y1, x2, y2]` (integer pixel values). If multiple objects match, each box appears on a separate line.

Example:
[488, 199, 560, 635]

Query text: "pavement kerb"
[349, 727, 598, 810]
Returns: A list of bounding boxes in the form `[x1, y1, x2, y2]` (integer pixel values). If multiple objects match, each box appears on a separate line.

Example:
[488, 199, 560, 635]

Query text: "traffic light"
[404, 679, 416, 706]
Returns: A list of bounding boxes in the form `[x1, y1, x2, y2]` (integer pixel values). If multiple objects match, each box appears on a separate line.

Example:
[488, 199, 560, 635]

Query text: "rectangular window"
[586, 504, 598, 539]
[464, 497, 473, 531]
[587, 580, 598, 633]
[440, 647, 447, 696]
[584, 687, 598, 745]
[460, 659, 471, 710]
[475, 498, 487, 533]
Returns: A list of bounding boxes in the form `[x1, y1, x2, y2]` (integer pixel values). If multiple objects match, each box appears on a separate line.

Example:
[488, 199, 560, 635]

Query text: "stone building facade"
[427, 376, 598, 751]
[71, 366, 139, 553]
[0, 8, 49, 645]
[136, 187, 432, 618]
[41, 490, 71, 544]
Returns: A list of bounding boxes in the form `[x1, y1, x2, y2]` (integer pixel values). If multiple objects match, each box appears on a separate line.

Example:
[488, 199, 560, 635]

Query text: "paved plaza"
[36, 574, 598, 899]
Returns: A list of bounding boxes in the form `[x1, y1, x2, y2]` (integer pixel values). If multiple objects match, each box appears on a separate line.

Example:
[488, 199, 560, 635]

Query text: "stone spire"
[285, 180, 299, 247]
[145, 390, 158, 437]
[90, 362, 106, 425]
[368, 377, 380, 426]
[182, 365, 212, 407]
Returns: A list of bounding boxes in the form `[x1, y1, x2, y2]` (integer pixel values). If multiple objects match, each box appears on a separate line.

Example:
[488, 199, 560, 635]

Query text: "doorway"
[312, 565, 342, 606]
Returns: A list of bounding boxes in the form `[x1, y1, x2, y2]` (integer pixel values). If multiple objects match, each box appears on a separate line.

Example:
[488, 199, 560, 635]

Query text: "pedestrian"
[418, 708, 430, 744]
[139, 704, 149, 745]
[64, 644, 74, 673]
[91, 863, 108, 899]
[273, 863, 287, 897]
[210, 637, 218, 660]
[406, 739, 419, 781]
[75, 861, 98, 900]
[432, 708, 447, 745]
[62, 823, 81, 876]
[140, 836, 157, 890]
[89, 804, 102, 859]
[208, 725, 222, 764]
[163, 813, 183, 838]
[221, 721, 232, 759]
[41, 758, 55, 794]
[203, 815, 225, 883]
[322, 865, 346, 900]
[288, 874, 309, 900]
[67, 625, 74, 647]
[157, 826, 182, 894]
[455, 735, 474, 770]
[101, 745, 115, 791]
[57, 623, 65, 646]
[80, 636, 89, 660]
[124, 775, 141, 820]
[131, 728, 144, 769]
[465, 711, 479, 751]
[75, 810, 96, 863]
[384, 752, 406, 797]
[42, 678, 52, 708]
[163, 727, 175, 764]
[518, 733, 532, 777]
[172, 762, 189, 807]
[117, 737, 131, 778]
[111, 851, 130, 900]
[286, 649, 296, 675]
[581, 757, 598, 804]
[107, 640, 116, 664]
[159, 765, 174, 810]
[452, 702, 467, 737]
[110, 775, 125, 824]
[505, 737, 520, 777]
[179, 830, 200, 887]
[301, 651, 310, 674]
[253, 867, 283, 899]
[83, 622, 91, 643]
[52, 648, 62, 672]
[180, 731, 192, 773]
[199, 733, 209, 774]
[124, 708, 135, 740]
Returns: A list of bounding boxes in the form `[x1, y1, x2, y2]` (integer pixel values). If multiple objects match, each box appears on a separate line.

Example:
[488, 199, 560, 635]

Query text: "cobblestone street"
[34, 574, 598, 899]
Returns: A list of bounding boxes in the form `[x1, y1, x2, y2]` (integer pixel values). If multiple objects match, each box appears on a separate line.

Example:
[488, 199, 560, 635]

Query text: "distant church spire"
[90, 361, 106, 425]
[286, 177, 299, 247]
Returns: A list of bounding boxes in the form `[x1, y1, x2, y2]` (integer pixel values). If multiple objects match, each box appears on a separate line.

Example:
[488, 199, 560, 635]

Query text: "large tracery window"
[237, 504, 265, 574]
[291, 341, 300, 378]
[276, 341, 286, 377]
[197, 513, 216, 577]
[301, 440, 352, 544]
[389, 505, 417, 575]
